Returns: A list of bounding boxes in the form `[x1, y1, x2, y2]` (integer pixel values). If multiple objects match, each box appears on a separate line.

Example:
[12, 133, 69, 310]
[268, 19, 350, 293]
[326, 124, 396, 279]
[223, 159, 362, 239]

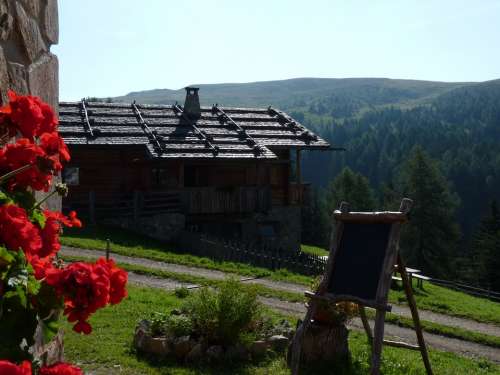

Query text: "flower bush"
[0, 91, 128, 374]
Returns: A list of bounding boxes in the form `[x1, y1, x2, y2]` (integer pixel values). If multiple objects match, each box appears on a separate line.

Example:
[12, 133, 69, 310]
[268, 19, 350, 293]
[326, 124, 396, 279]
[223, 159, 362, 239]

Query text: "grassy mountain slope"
[113, 77, 470, 113]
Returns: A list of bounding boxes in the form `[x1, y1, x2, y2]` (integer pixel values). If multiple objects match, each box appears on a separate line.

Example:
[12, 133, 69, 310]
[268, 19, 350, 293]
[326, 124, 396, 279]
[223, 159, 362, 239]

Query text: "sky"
[54, 0, 500, 101]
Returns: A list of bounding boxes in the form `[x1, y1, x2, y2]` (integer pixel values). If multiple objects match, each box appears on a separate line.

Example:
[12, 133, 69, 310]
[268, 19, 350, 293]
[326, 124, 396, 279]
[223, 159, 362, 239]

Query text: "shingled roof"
[58, 89, 331, 160]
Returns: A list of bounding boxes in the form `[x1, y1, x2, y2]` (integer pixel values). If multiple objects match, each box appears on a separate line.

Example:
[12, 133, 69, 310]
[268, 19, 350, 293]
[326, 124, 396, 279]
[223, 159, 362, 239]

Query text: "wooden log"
[333, 211, 408, 223]
[383, 339, 420, 350]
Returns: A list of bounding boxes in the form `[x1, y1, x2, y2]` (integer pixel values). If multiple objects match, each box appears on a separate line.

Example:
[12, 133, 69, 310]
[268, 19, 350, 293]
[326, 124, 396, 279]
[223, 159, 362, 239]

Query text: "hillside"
[113, 77, 470, 113]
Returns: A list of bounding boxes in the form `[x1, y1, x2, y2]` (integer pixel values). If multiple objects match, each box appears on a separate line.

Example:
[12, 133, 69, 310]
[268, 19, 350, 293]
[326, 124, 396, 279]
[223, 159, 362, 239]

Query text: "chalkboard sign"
[327, 222, 392, 301]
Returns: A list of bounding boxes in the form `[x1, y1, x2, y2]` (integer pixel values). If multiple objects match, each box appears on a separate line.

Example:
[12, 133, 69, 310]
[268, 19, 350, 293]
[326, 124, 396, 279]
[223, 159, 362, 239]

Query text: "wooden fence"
[430, 278, 500, 302]
[177, 230, 327, 276]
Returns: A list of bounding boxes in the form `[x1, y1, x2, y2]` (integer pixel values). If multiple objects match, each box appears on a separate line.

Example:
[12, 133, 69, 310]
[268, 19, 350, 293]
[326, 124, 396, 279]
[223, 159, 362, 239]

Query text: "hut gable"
[58, 88, 331, 159]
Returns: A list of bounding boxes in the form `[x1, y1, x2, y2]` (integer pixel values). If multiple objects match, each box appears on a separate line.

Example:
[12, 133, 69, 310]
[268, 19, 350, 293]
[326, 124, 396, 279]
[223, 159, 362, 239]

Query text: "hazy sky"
[54, 0, 500, 100]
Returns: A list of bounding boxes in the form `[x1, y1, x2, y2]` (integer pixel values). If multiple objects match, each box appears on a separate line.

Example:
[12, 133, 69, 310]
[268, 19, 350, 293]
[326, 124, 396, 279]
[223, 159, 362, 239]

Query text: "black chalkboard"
[327, 222, 392, 301]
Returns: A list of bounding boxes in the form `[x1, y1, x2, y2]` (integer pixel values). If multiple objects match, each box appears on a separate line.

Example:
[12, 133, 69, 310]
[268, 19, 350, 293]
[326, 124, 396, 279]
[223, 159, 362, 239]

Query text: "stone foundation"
[104, 213, 186, 243]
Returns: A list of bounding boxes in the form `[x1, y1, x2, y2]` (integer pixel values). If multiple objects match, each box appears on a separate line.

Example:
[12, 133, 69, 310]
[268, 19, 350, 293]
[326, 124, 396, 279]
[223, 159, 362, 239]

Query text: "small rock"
[249, 340, 268, 358]
[133, 320, 151, 350]
[174, 335, 194, 360]
[268, 335, 289, 352]
[206, 345, 224, 363]
[186, 342, 205, 363]
[225, 344, 249, 362]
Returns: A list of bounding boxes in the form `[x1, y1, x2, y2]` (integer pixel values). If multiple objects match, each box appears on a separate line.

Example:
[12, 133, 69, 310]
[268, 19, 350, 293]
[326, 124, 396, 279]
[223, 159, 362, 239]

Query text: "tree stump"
[289, 319, 350, 368]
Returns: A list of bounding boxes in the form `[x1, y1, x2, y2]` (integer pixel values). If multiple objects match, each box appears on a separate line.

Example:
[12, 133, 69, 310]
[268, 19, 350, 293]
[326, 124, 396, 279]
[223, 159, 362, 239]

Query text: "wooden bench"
[413, 274, 431, 289]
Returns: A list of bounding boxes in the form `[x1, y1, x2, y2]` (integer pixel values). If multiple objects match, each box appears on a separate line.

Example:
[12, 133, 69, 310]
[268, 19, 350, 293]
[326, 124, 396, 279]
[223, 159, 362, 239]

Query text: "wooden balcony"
[183, 186, 271, 214]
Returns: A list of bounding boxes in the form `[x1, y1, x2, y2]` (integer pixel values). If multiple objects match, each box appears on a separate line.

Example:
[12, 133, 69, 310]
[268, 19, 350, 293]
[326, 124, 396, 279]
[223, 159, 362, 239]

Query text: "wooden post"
[89, 190, 95, 225]
[370, 309, 387, 375]
[359, 306, 373, 344]
[398, 253, 433, 375]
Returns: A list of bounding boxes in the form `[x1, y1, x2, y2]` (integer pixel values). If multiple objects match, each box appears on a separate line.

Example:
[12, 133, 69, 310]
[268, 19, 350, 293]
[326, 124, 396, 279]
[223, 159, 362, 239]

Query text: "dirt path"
[60, 246, 500, 338]
[126, 271, 500, 364]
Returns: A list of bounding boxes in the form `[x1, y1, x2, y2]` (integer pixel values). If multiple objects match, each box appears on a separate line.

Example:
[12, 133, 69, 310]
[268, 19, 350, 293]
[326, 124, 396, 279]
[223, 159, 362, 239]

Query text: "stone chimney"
[183, 87, 201, 119]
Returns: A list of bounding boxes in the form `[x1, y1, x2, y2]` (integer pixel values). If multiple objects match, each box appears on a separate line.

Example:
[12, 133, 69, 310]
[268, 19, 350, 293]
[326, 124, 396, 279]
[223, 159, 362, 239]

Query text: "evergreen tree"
[301, 188, 330, 248]
[398, 146, 461, 277]
[326, 167, 376, 212]
[470, 201, 500, 291]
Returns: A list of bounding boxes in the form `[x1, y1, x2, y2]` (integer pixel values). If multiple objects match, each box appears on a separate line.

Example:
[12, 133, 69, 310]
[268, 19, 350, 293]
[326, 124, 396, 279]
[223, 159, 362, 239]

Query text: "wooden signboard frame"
[291, 198, 433, 375]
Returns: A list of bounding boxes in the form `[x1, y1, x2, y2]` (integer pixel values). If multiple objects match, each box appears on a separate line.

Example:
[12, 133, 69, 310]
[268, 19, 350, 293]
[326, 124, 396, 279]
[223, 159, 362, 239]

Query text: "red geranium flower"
[0, 360, 31, 375]
[0, 204, 42, 255]
[6, 90, 44, 139]
[0, 138, 53, 191]
[39, 362, 83, 375]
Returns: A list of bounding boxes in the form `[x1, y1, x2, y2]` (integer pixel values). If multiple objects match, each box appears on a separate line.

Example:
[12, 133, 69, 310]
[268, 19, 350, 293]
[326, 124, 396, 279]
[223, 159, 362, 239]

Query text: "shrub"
[165, 315, 193, 337]
[174, 286, 190, 299]
[182, 278, 260, 346]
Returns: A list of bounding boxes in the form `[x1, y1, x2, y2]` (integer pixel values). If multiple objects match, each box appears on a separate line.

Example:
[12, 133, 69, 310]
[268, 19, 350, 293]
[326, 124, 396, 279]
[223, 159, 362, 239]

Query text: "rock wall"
[248, 206, 302, 251]
[0, 0, 58, 109]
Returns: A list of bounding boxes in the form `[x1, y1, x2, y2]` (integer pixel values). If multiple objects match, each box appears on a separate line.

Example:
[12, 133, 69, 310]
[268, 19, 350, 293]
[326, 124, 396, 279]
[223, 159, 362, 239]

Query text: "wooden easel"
[291, 199, 433, 375]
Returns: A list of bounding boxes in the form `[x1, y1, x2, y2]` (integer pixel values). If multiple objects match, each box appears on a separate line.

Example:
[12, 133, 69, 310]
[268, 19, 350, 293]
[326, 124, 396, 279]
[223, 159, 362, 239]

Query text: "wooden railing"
[62, 186, 272, 222]
[62, 190, 182, 223]
[183, 186, 271, 214]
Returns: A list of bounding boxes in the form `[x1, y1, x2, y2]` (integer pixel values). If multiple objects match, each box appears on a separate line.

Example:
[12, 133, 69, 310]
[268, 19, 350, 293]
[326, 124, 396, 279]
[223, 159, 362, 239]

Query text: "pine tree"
[326, 167, 376, 212]
[301, 188, 330, 248]
[470, 201, 500, 291]
[398, 146, 461, 278]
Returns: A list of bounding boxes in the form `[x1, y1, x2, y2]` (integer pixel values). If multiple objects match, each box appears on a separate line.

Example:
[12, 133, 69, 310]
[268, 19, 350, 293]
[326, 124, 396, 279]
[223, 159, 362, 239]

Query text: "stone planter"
[133, 319, 292, 365]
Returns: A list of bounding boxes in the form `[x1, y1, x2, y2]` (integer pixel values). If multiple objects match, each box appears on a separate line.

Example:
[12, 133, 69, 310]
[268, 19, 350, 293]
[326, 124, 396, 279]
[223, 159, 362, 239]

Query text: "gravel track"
[60, 246, 500, 357]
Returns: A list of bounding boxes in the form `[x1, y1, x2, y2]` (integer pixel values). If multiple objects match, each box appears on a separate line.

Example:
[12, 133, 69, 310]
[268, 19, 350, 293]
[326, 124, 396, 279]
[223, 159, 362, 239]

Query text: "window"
[63, 167, 79, 186]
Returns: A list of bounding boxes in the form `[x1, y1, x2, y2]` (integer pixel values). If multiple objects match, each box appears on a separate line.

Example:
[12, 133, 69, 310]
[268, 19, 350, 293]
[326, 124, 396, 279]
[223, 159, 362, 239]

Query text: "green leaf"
[0, 245, 15, 265]
[41, 316, 61, 342]
[29, 208, 46, 228]
[0, 190, 12, 204]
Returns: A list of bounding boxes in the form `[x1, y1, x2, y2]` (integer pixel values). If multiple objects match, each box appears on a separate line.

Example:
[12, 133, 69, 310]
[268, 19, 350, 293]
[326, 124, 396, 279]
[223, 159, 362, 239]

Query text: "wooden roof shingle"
[58, 100, 331, 160]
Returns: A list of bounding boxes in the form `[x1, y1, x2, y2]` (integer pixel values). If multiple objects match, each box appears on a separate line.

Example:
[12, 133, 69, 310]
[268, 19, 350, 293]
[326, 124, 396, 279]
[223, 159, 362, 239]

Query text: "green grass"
[389, 283, 500, 325]
[61, 225, 500, 326]
[300, 244, 329, 257]
[63, 285, 500, 375]
[62, 254, 500, 350]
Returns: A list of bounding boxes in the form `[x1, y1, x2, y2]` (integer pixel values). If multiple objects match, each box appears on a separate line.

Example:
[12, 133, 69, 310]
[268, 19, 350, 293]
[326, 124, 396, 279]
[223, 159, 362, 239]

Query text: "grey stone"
[249, 340, 268, 358]
[224, 344, 248, 362]
[133, 320, 151, 350]
[267, 335, 289, 352]
[185, 342, 205, 363]
[14, 2, 46, 62]
[173, 335, 194, 360]
[42, 0, 58, 44]
[205, 345, 224, 363]
[0, 46, 9, 104]
[8, 62, 28, 94]
[28, 52, 58, 110]
[0, 0, 14, 41]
